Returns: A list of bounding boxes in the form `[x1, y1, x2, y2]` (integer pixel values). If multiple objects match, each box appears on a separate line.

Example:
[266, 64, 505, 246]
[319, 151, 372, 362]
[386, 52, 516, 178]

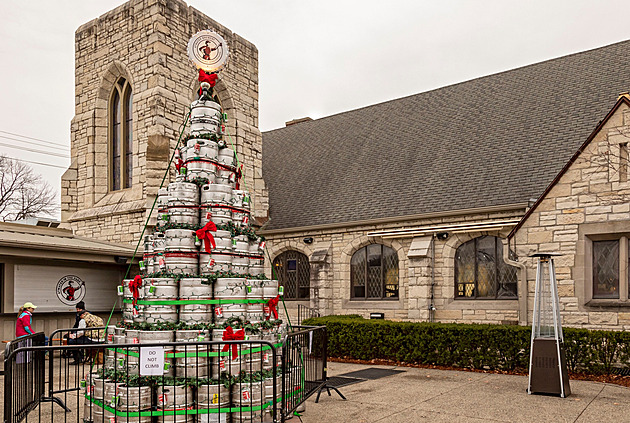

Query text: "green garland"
[189, 177, 210, 187]
[182, 133, 221, 143]
[215, 221, 259, 242]
[116, 319, 283, 333]
[154, 222, 202, 233]
[116, 321, 215, 331]
[202, 271, 268, 285]
[143, 271, 197, 281]
[153, 221, 264, 244]
[95, 369, 281, 390]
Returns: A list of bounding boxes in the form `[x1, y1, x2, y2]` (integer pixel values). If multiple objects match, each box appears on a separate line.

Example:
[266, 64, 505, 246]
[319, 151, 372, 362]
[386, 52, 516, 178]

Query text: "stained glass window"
[593, 240, 619, 299]
[455, 236, 517, 299]
[351, 244, 399, 299]
[273, 251, 310, 300]
[110, 78, 133, 191]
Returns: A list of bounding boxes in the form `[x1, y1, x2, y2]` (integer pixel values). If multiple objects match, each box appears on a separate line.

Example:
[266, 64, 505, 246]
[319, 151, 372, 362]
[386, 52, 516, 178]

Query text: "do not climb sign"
[140, 347, 165, 376]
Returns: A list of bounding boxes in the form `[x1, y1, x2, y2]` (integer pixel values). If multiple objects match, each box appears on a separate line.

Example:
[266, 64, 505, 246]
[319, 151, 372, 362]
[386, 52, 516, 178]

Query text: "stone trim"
[67, 199, 145, 222]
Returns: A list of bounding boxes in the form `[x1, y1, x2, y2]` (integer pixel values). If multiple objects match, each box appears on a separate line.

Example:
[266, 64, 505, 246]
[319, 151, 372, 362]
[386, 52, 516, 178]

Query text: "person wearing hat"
[16, 302, 37, 338]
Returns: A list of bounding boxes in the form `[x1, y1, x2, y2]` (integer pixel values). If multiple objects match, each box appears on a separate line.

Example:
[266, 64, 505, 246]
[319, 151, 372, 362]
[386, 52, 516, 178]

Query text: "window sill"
[447, 299, 518, 310]
[342, 299, 403, 310]
[454, 297, 518, 301]
[584, 299, 630, 308]
[108, 186, 133, 194]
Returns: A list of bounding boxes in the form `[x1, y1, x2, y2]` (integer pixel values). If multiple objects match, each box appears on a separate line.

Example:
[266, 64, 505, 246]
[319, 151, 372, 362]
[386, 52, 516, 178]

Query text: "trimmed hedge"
[303, 316, 630, 374]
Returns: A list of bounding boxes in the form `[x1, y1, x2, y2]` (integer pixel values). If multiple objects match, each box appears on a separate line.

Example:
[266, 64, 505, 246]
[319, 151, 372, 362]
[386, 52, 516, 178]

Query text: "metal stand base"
[528, 338, 571, 397]
[314, 382, 347, 403]
[40, 396, 72, 412]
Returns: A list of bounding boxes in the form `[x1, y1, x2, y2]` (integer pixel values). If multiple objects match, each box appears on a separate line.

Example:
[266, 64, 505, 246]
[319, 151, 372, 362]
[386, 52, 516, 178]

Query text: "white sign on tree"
[140, 347, 165, 376]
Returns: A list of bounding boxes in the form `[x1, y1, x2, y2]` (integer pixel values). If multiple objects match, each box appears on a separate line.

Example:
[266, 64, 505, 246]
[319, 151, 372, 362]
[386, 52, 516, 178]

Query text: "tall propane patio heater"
[527, 253, 571, 397]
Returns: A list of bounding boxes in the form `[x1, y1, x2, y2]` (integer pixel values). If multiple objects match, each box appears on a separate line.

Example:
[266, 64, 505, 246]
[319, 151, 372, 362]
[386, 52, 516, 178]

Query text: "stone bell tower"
[61, 0, 267, 244]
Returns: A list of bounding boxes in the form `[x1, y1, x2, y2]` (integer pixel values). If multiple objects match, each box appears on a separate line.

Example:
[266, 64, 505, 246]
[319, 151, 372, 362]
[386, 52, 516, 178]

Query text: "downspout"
[429, 234, 436, 322]
[502, 238, 527, 326]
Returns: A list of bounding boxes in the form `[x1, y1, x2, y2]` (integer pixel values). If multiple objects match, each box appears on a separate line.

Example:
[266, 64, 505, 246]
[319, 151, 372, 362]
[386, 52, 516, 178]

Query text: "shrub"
[303, 316, 630, 374]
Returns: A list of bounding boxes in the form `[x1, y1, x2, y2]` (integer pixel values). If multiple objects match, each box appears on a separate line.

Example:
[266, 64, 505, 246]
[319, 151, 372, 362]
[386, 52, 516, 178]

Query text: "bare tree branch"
[0, 155, 57, 221]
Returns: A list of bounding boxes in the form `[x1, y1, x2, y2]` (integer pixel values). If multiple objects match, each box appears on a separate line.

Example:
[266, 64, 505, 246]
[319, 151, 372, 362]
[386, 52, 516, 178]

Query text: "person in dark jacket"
[62, 301, 88, 357]
[73, 301, 87, 328]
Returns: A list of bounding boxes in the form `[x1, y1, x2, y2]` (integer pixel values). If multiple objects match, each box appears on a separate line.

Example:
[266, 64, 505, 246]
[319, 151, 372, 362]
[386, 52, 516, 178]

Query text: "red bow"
[221, 326, 245, 360]
[198, 69, 218, 87]
[175, 158, 184, 173]
[266, 295, 280, 320]
[195, 221, 217, 253]
[129, 275, 142, 309]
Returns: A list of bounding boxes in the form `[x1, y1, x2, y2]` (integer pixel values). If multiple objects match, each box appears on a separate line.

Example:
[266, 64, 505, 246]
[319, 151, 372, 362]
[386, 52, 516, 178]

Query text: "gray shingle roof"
[262, 40, 630, 231]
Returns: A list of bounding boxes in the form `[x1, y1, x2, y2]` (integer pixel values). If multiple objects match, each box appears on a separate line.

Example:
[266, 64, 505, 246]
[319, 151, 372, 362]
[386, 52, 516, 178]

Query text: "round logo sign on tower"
[187, 30, 229, 72]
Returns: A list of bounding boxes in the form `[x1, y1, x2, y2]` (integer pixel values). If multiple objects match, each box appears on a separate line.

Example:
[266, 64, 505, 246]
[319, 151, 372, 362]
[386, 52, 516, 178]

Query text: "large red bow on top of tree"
[221, 326, 245, 360]
[198, 69, 218, 87]
[129, 275, 142, 309]
[266, 295, 280, 320]
[195, 221, 217, 254]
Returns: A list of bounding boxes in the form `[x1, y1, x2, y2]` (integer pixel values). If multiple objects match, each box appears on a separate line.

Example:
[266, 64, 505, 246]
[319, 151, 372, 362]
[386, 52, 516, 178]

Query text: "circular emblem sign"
[187, 30, 229, 72]
[56, 275, 86, 306]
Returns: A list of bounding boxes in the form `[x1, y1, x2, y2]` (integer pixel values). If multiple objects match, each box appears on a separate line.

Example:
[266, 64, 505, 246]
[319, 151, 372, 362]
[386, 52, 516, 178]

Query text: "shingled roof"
[262, 39, 630, 231]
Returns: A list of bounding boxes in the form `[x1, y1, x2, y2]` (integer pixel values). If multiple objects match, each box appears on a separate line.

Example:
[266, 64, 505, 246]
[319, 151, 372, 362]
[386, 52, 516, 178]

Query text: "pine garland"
[183, 133, 221, 143]
[115, 319, 282, 333]
[154, 222, 202, 233]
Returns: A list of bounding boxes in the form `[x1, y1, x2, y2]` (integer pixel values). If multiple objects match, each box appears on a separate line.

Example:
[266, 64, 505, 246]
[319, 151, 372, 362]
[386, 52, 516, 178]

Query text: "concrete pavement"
[298, 362, 630, 423]
[3, 359, 629, 422]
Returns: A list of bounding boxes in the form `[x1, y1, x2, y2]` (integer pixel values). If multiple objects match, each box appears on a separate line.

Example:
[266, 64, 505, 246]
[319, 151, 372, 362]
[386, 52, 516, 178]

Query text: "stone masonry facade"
[513, 99, 630, 330]
[263, 207, 526, 324]
[61, 0, 268, 244]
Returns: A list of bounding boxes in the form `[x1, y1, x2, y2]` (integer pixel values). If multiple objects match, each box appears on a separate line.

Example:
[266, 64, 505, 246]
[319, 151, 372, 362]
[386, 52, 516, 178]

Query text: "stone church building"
[63, 0, 630, 330]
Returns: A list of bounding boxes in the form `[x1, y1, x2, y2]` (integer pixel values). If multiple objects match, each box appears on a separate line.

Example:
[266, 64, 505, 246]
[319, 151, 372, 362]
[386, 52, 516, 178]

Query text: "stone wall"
[62, 0, 268, 243]
[263, 207, 525, 324]
[513, 100, 630, 330]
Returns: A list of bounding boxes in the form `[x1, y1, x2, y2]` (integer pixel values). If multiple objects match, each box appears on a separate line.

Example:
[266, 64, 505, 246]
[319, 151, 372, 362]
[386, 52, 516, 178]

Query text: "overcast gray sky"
[2, 0, 630, 218]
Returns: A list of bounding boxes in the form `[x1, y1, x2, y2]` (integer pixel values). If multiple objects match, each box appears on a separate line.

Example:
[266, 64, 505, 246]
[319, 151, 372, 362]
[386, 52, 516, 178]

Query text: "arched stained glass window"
[351, 244, 399, 299]
[110, 78, 133, 191]
[455, 236, 517, 299]
[273, 250, 310, 300]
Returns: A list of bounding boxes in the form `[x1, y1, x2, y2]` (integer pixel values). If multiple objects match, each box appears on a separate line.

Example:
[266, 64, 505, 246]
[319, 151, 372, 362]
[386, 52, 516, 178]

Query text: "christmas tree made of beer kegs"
[94, 30, 284, 423]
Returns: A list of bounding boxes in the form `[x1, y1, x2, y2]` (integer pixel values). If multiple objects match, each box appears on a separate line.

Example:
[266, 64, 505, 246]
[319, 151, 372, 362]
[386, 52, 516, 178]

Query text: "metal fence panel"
[4, 326, 328, 423]
[281, 326, 327, 418]
[4, 332, 46, 423]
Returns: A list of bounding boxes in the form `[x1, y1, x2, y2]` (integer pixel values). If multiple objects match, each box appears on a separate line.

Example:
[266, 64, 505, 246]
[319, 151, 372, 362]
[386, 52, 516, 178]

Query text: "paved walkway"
[3, 359, 629, 422]
[299, 362, 630, 423]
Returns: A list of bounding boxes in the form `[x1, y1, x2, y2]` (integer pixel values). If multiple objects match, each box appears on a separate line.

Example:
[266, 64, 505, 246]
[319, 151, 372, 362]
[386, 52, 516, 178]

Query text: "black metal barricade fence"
[47, 326, 108, 407]
[281, 326, 327, 417]
[3, 333, 47, 423]
[4, 326, 328, 423]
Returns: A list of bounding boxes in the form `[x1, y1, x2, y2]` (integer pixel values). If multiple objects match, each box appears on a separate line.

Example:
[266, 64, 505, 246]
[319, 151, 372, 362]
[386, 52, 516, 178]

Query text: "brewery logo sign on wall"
[56, 275, 86, 306]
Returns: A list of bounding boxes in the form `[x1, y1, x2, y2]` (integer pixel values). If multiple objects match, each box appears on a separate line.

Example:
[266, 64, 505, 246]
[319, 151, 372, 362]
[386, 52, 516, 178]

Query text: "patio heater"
[527, 253, 571, 397]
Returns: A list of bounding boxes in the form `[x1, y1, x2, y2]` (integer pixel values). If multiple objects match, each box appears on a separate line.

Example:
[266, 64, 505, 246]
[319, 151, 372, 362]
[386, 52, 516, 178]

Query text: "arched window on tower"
[273, 251, 310, 300]
[110, 78, 133, 191]
[455, 236, 517, 299]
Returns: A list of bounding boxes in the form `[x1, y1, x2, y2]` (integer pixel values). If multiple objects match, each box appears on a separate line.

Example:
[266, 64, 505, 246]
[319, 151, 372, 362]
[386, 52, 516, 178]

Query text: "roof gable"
[508, 95, 630, 238]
